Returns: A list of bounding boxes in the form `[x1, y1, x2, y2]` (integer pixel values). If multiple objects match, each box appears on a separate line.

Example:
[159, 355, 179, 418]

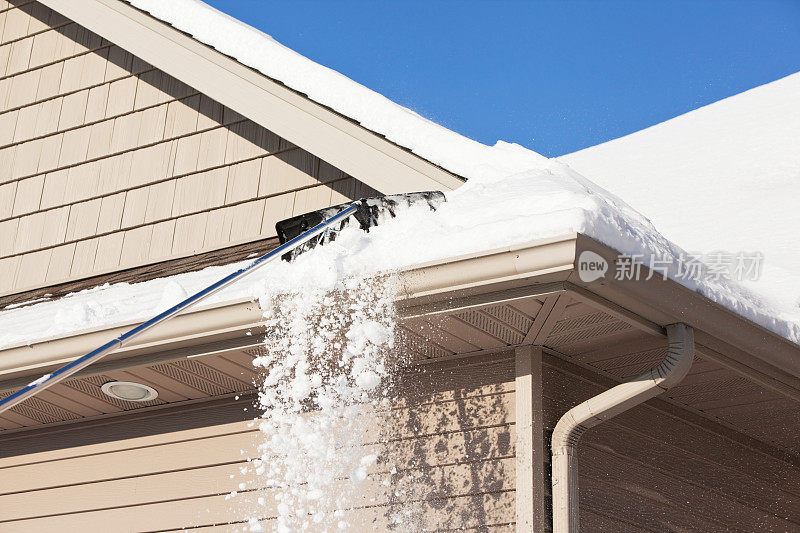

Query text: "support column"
[515, 345, 546, 532]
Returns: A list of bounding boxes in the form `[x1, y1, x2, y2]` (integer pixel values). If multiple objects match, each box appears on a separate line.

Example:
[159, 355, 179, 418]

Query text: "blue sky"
[204, 0, 800, 157]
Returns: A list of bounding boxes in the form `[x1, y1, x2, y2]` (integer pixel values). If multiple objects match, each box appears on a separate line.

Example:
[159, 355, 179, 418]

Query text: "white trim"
[1, 235, 799, 402]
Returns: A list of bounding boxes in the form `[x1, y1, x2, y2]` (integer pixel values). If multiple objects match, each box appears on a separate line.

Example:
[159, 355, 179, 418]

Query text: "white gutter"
[0, 236, 578, 386]
[550, 323, 695, 533]
[3, 234, 795, 396]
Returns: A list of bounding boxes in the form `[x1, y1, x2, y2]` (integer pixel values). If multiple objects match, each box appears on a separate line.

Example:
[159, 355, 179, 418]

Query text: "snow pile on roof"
[560, 72, 800, 317]
[2, 159, 798, 348]
[126, 0, 548, 183]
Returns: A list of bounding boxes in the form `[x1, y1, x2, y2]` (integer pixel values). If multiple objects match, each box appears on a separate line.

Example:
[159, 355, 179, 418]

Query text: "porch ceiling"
[0, 347, 260, 433]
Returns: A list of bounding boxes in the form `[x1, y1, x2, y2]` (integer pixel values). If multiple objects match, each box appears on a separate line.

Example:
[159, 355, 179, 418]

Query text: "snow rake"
[0, 191, 445, 415]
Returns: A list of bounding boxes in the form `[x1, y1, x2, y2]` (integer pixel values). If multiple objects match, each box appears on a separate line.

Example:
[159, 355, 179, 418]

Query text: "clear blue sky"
[204, 0, 800, 157]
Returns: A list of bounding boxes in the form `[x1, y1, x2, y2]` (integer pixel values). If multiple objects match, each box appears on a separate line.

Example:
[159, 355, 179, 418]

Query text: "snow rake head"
[275, 191, 446, 261]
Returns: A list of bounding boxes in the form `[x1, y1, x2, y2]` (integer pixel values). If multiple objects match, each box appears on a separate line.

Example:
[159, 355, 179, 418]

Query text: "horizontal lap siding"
[0, 1, 379, 295]
[542, 356, 800, 532]
[0, 358, 515, 531]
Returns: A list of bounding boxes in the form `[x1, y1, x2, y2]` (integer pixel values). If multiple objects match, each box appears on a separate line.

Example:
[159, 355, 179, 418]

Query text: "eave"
[399, 234, 800, 400]
[2, 233, 798, 404]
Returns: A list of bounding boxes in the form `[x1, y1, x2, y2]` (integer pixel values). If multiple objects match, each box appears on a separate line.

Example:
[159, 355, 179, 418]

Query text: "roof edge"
[4, 233, 797, 401]
[38, 0, 464, 195]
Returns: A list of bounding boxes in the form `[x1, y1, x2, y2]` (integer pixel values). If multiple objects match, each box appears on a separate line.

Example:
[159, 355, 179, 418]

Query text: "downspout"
[551, 323, 694, 533]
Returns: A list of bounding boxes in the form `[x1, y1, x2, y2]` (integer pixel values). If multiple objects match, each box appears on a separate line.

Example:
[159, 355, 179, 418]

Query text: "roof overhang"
[3, 233, 799, 403]
[37, 0, 464, 195]
[399, 234, 800, 400]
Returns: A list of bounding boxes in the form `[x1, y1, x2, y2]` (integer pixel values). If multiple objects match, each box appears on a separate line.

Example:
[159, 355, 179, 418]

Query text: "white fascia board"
[2, 233, 799, 401]
[0, 236, 579, 385]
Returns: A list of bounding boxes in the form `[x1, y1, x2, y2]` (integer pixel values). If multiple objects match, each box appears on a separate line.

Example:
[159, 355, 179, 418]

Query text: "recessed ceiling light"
[101, 381, 158, 402]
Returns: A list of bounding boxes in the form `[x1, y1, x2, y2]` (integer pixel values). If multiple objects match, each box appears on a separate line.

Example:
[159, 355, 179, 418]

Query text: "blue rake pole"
[0, 203, 360, 415]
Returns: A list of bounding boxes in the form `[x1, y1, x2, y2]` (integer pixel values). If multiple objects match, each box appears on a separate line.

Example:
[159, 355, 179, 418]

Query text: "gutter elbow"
[651, 323, 695, 390]
[551, 405, 592, 451]
[550, 322, 694, 533]
[551, 323, 693, 453]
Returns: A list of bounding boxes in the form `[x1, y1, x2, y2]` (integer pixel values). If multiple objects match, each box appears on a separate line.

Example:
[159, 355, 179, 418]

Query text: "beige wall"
[2, 327, 799, 530]
[542, 354, 800, 532]
[0, 1, 378, 295]
[0, 356, 515, 531]
[0, 399, 262, 531]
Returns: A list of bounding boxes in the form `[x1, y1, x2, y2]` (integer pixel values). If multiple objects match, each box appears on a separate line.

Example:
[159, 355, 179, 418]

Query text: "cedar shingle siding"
[0, 0, 377, 295]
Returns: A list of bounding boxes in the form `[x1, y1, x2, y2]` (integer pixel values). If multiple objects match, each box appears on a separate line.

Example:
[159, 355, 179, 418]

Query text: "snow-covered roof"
[560, 72, 800, 325]
[0, 0, 797, 349]
[125, 0, 548, 185]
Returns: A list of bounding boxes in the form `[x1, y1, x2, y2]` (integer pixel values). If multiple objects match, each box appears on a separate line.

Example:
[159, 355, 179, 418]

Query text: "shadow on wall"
[381, 351, 516, 530]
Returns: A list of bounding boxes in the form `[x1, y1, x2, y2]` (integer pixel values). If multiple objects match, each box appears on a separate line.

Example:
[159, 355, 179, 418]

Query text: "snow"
[561, 72, 800, 317]
[242, 278, 397, 529]
[27, 373, 51, 387]
[126, 0, 548, 183]
[2, 157, 797, 348]
[3, 297, 50, 310]
[0, 4, 796, 347]
[69, 0, 794, 347]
